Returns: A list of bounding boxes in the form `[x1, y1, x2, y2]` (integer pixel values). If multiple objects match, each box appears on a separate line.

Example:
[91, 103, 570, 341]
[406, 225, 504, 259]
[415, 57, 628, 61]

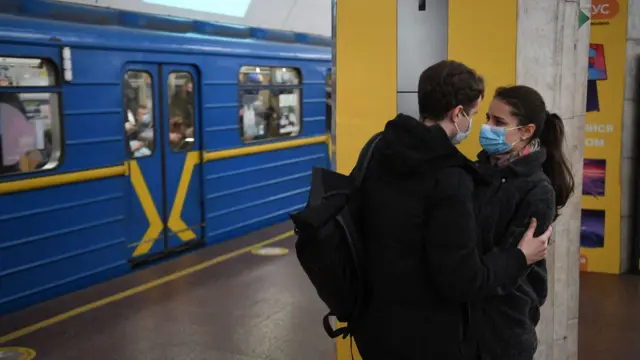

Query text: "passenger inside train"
[124, 72, 154, 157]
[239, 66, 301, 142]
[168, 110, 194, 151]
[0, 59, 56, 175]
[169, 75, 194, 128]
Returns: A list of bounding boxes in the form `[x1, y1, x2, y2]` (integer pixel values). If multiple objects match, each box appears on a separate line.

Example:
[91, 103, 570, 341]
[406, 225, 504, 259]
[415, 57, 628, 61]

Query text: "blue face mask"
[479, 124, 521, 155]
[141, 113, 151, 124]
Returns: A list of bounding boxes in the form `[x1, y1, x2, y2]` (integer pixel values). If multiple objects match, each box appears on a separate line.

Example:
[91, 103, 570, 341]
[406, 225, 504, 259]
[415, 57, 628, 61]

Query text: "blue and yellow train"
[0, 0, 332, 315]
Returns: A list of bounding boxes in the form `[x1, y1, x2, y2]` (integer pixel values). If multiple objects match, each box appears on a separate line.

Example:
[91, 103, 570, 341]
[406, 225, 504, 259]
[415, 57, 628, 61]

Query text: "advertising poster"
[580, 0, 628, 273]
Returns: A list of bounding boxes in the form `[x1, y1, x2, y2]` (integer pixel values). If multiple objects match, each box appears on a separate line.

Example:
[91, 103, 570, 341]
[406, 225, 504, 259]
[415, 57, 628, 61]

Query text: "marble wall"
[516, 0, 590, 359]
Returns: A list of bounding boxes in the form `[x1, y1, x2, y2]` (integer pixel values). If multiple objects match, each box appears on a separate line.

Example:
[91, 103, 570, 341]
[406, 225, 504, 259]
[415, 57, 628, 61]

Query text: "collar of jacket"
[476, 147, 547, 179]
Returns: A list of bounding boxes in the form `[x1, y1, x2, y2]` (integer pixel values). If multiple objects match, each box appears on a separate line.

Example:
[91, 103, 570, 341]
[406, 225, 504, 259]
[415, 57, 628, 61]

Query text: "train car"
[0, 0, 332, 315]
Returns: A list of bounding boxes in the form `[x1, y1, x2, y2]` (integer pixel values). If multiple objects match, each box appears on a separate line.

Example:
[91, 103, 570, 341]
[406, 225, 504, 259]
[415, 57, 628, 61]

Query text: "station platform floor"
[0, 221, 638, 359]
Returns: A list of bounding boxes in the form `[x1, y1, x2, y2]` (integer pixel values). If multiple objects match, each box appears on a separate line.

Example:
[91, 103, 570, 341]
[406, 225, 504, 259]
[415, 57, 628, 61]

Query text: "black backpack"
[289, 133, 382, 339]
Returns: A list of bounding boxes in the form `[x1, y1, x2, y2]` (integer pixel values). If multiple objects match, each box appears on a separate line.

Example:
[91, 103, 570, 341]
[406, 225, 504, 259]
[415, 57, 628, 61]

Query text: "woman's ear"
[522, 123, 537, 140]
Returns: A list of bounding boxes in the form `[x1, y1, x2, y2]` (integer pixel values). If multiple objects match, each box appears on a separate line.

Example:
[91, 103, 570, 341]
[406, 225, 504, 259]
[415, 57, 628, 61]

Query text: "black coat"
[472, 149, 556, 360]
[351, 114, 530, 360]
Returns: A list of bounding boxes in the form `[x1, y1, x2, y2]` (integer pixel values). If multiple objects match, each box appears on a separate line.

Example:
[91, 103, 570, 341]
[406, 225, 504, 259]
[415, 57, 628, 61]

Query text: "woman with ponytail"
[471, 85, 575, 360]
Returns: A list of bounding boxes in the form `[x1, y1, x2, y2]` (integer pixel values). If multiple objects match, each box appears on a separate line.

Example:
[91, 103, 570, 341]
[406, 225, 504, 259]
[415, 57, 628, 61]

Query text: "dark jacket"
[351, 114, 530, 360]
[472, 149, 556, 360]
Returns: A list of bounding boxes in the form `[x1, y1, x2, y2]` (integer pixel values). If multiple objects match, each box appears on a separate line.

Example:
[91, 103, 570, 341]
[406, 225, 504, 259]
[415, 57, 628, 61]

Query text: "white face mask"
[452, 110, 472, 145]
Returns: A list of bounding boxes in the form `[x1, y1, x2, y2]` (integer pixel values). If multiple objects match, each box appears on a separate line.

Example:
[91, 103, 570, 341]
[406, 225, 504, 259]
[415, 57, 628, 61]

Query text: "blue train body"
[0, 0, 331, 314]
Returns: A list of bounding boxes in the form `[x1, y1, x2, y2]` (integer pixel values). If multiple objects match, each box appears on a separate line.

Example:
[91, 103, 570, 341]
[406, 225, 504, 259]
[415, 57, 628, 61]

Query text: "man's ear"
[449, 105, 464, 124]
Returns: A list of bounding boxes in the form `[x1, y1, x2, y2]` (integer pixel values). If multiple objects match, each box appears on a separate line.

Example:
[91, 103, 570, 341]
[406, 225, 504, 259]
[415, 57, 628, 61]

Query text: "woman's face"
[486, 98, 535, 153]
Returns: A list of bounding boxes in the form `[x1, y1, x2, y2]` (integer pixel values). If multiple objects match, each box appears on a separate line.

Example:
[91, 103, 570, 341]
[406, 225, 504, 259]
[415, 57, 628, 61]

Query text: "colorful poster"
[581, 209, 606, 248]
[580, 0, 628, 274]
[582, 159, 606, 197]
[588, 43, 608, 81]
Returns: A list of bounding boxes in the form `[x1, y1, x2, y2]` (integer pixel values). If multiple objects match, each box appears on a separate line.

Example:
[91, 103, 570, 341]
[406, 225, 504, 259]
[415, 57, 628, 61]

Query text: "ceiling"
[56, 0, 331, 36]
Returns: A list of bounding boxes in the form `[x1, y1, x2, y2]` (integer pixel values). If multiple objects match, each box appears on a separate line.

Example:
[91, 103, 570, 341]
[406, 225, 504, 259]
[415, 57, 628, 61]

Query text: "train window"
[238, 66, 301, 142]
[168, 72, 195, 152]
[0, 57, 62, 177]
[0, 57, 56, 87]
[325, 71, 332, 133]
[123, 71, 155, 158]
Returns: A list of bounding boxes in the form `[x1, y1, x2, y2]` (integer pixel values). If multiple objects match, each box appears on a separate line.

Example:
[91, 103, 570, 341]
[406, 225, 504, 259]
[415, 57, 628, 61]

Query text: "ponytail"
[540, 111, 575, 214]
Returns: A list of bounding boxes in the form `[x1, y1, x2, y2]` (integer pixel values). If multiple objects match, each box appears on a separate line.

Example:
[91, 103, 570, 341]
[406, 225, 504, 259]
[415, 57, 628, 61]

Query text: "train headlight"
[61, 46, 73, 82]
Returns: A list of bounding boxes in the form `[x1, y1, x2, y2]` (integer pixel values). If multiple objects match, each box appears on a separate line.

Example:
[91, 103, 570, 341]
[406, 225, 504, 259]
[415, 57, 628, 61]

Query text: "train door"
[124, 63, 203, 261]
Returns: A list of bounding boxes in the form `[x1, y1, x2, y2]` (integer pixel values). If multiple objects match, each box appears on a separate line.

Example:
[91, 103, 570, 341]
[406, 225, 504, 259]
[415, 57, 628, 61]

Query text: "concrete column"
[516, 1, 590, 359]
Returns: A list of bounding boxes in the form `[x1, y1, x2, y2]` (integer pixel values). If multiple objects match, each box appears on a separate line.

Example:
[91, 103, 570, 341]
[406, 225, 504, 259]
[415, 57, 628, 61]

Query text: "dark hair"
[494, 85, 575, 214]
[418, 60, 485, 121]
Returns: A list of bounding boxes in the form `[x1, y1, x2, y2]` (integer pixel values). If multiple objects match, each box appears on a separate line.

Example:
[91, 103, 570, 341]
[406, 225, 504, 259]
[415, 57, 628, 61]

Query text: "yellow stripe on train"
[0, 135, 330, 195]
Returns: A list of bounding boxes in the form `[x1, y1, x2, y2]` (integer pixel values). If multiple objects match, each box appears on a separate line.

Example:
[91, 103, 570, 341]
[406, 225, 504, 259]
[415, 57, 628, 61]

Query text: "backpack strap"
[316, 133, 382, 342]
[323, 312, 349, 339]
[352, 132, 383, 186]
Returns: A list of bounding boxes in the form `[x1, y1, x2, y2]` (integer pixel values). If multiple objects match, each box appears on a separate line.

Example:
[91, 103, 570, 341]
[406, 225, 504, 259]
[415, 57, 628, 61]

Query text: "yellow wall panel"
[448, 0, 517, 160]
[335, 0, 397, 175]
[335, 0, 396, 358]
[580, 0, 629, 274]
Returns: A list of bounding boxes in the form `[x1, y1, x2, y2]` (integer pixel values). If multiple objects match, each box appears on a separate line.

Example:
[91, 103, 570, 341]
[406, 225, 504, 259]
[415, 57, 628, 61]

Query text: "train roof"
[0, 0, 332, 61]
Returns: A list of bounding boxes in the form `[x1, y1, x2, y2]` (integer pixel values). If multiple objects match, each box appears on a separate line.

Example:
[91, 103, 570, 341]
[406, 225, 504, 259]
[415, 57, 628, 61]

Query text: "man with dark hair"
[351, 60, 550, 359]
[418, 59, 485, 121]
